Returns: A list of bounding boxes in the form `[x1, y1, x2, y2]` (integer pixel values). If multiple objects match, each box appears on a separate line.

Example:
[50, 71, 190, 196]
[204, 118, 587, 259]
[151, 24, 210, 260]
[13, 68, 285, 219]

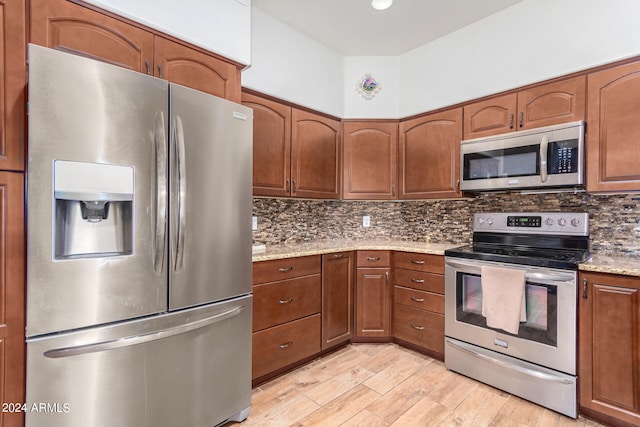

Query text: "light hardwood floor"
[235, 343, 606, 427]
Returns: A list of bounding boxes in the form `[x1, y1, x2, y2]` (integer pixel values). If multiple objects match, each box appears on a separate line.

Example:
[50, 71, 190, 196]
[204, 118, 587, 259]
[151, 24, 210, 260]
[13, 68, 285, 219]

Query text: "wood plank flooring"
[234, 343, 606, 427]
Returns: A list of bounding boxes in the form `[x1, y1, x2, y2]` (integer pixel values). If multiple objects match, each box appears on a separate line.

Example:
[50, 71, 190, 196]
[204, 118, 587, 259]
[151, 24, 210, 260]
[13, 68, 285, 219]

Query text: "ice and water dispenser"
[53, 160, 134, 259]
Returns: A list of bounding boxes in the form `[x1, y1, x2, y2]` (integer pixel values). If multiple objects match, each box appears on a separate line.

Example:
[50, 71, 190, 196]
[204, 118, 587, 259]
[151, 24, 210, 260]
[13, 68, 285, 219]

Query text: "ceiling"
[252, 0, 524, 56]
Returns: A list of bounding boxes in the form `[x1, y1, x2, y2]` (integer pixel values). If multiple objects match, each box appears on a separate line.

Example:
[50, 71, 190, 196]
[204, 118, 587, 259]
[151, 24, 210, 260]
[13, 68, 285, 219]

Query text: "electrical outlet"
[252, 216, 258, 231]
[363, 215, 371, 227]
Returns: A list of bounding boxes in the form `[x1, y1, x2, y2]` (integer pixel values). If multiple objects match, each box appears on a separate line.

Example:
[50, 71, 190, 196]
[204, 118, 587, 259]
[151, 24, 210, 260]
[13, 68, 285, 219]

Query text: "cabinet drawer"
[253, 274, 321, 331]
[394, 268, 444, 294]
[253, 255, 321, 284]
[252, 314, 321, 379]
[393, 252, 444, 274]
[393, 304, 444, 354]
[394, 286, 443, 314]
[357, 250, 391, 267]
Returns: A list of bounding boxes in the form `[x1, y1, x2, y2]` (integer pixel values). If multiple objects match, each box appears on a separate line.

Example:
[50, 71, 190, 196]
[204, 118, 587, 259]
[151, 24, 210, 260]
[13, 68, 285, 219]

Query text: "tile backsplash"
[253, 192, 640, 256]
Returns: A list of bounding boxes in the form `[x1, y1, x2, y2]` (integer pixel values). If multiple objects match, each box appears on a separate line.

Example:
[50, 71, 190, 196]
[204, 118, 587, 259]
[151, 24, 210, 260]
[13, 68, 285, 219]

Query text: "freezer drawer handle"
[43, 306, 246, 359]
[446, 338, 574, 385]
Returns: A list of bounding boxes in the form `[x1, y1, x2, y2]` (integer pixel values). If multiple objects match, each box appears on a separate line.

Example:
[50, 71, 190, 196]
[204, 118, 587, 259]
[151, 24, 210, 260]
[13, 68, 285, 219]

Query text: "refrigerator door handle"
[173, 115, 187, 272]
[43, 305, 246, 359]
[153, 112, 168, 274]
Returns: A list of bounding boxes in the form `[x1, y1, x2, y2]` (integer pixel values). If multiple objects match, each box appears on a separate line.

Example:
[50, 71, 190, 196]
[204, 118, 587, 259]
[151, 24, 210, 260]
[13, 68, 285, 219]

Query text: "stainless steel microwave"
[460, 121, 585, 192]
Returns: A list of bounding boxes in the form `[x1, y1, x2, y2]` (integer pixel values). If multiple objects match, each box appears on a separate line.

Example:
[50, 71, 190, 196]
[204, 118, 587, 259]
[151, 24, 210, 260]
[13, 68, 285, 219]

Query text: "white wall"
[343, 56, 400, 119]
[242, 8, 344, 117]
[82, 0, 252, 66]
[398, 0, 640, 117]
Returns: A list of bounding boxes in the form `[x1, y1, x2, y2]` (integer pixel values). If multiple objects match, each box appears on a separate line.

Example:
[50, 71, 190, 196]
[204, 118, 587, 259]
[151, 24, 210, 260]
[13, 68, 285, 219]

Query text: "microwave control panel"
[548, 139, 579, 174]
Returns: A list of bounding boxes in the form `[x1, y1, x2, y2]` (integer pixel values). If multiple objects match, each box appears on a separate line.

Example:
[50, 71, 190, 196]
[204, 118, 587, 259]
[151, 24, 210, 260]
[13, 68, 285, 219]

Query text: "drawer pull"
[279, 341, 293, 349]
[410, 297, 425, 302]
[278, 298, 293, 304]
[411, 278, 425, 283]
[278, 266, 294, 273]
[367, 256, 380, 261]
[411, 324, 425, 331]
[411, 259, 425, 265]
[333, 254, 344, 259]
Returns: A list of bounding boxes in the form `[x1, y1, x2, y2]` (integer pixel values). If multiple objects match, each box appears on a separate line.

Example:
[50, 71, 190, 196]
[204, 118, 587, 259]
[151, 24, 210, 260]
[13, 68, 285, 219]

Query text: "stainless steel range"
[444, 212, 589, 418]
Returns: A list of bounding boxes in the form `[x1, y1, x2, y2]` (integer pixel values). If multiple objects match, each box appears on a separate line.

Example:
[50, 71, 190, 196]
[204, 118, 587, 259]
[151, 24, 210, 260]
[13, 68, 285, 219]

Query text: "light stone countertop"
[579, 254, 640, 277]
[252, 239, 463, 262]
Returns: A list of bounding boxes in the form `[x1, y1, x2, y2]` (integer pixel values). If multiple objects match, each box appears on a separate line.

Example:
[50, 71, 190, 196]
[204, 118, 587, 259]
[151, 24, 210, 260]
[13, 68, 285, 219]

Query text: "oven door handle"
[446, 260, 575, 284]
[446, 339, 574, 385]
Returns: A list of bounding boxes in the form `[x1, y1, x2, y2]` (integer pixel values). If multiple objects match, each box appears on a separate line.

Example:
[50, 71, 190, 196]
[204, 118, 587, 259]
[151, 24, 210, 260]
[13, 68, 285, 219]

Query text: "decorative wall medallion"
[356, 73, 381, 100]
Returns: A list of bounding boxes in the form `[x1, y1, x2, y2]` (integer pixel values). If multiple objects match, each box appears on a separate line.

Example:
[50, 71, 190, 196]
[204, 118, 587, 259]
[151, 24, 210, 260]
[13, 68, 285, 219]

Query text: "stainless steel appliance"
[460, 121, 585, 192]
[444, 212, 590, 418]
[26, 44, 253, 427]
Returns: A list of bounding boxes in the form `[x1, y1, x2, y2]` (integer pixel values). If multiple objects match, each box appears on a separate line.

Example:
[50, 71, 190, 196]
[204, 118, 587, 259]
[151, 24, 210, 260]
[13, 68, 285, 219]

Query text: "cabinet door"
[517, 76, 585, 130]
[1, 0, 25, 171]
[154, 37, 241, 102]
[398, 108, 462, 199]
[579, 272, 640, 426]
[321, 252, 354, 349]
[0, 172, 25, 427]
[343, 121, 397, 199]
[30, 0, 153, 73]
[291, 109, 341, 199]
[355, 268, 390, 337]
[241, 92, 292, 197]
[463, 93, 517, 139]
[587, 62, 640, 192]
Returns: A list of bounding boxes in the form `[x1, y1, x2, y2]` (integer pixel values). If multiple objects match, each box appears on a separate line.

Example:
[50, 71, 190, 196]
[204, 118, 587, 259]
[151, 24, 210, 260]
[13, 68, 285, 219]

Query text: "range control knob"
[478, 217, 485, 225]
[487, 217, 494, 225]
[558, 218, 567, 227]
[545, 218, 554, 226]
[571, 218, 581, 227]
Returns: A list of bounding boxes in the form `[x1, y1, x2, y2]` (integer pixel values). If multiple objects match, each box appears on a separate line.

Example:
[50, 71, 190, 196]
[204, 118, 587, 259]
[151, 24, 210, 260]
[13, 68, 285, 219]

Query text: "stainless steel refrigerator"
[25, 44, 253, 427]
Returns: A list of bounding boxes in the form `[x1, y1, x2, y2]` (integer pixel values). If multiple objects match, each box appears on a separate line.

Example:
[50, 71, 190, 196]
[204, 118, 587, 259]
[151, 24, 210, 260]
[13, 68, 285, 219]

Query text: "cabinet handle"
[456, 179, 461, 192]
[519, 111, 524, 128]
[145, 60, 151, 75]
[157, 64, 163, 79]
[385, 271, 389, 285]
[411, 324, 425, 331]
[411, 259, 425, 265]
[582, 278, 588, 299]
[367, 256, 380, 261]
[392, 184, 396, 197]
[333, 253, 344, 259]
[292, 179, 297, 193]
[279, 341, 293, 349]
[410, 297, 425, 302]
[411, 278, 425, 284]
[286, 179, 291, 193]
[509, 113, 514, 129]
[278, 266, 294, 273]
[278, 298, 293, 304]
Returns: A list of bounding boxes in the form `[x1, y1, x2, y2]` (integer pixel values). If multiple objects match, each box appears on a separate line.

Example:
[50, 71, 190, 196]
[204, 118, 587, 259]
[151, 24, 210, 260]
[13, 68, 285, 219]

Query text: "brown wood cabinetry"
[463, 77, 586, 139]
[321, 252, 354, 349]
[586, 61, 640, 192]
[242, 91, 342, 199]
[343, 121, 398, 200]
[252, 256, 322, 382]
[355, 251, 391, 338]
[392, 252, 445, 359]
[579, 272, 640, 427]
[30, 0, 241, 101]
[0, 172, 25, 427]
[399, 108, 462, 199]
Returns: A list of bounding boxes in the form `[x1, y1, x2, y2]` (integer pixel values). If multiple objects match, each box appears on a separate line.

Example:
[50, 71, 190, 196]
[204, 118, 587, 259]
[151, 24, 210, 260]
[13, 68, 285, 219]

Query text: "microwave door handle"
[540, 135, 549, 182]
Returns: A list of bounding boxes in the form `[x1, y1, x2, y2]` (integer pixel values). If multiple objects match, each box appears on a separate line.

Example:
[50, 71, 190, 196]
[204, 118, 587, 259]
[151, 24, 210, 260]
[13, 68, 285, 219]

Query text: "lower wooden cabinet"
[321, 252, 354, 349]
[579, 271, 640, 427]
[355, 251, 391, 338]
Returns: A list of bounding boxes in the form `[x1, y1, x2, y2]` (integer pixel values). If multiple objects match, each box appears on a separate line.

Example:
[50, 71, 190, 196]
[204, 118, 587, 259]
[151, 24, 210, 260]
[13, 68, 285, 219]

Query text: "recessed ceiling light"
[371, 0, 393, 11]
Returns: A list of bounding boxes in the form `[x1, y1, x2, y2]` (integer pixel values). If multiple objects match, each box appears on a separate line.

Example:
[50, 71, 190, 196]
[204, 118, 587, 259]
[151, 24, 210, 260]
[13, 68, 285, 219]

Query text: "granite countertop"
[579, 254, 640, 277]
[252, 239, 462, 262]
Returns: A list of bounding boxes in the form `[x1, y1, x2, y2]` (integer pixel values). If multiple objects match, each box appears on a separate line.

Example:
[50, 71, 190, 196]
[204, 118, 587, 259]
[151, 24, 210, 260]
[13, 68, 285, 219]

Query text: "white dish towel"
[481, 265, 527, 334]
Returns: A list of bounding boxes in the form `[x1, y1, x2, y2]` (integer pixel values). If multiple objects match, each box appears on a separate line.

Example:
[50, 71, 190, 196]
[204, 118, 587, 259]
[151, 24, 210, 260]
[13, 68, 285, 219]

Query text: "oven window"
[463, 145, 540, 180]
[456, 273, 557, 347]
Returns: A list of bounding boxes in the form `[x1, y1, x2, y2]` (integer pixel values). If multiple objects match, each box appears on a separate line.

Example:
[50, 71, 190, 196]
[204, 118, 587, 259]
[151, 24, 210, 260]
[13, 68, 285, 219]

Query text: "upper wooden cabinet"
[587, 61, 640, 192]
[343, 121, 398, 200]
[30, 0, 241, 101]
[154, 36, 240, 102]
[291, 109, 341, 199]
[463, 77, 586, 139]
[1, 0, 26, 171]
[399, 108, 463, 199]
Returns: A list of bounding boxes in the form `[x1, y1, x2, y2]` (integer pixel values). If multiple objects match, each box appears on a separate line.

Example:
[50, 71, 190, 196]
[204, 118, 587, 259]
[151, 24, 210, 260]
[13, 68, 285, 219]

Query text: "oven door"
[444, 257, 577, 375]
